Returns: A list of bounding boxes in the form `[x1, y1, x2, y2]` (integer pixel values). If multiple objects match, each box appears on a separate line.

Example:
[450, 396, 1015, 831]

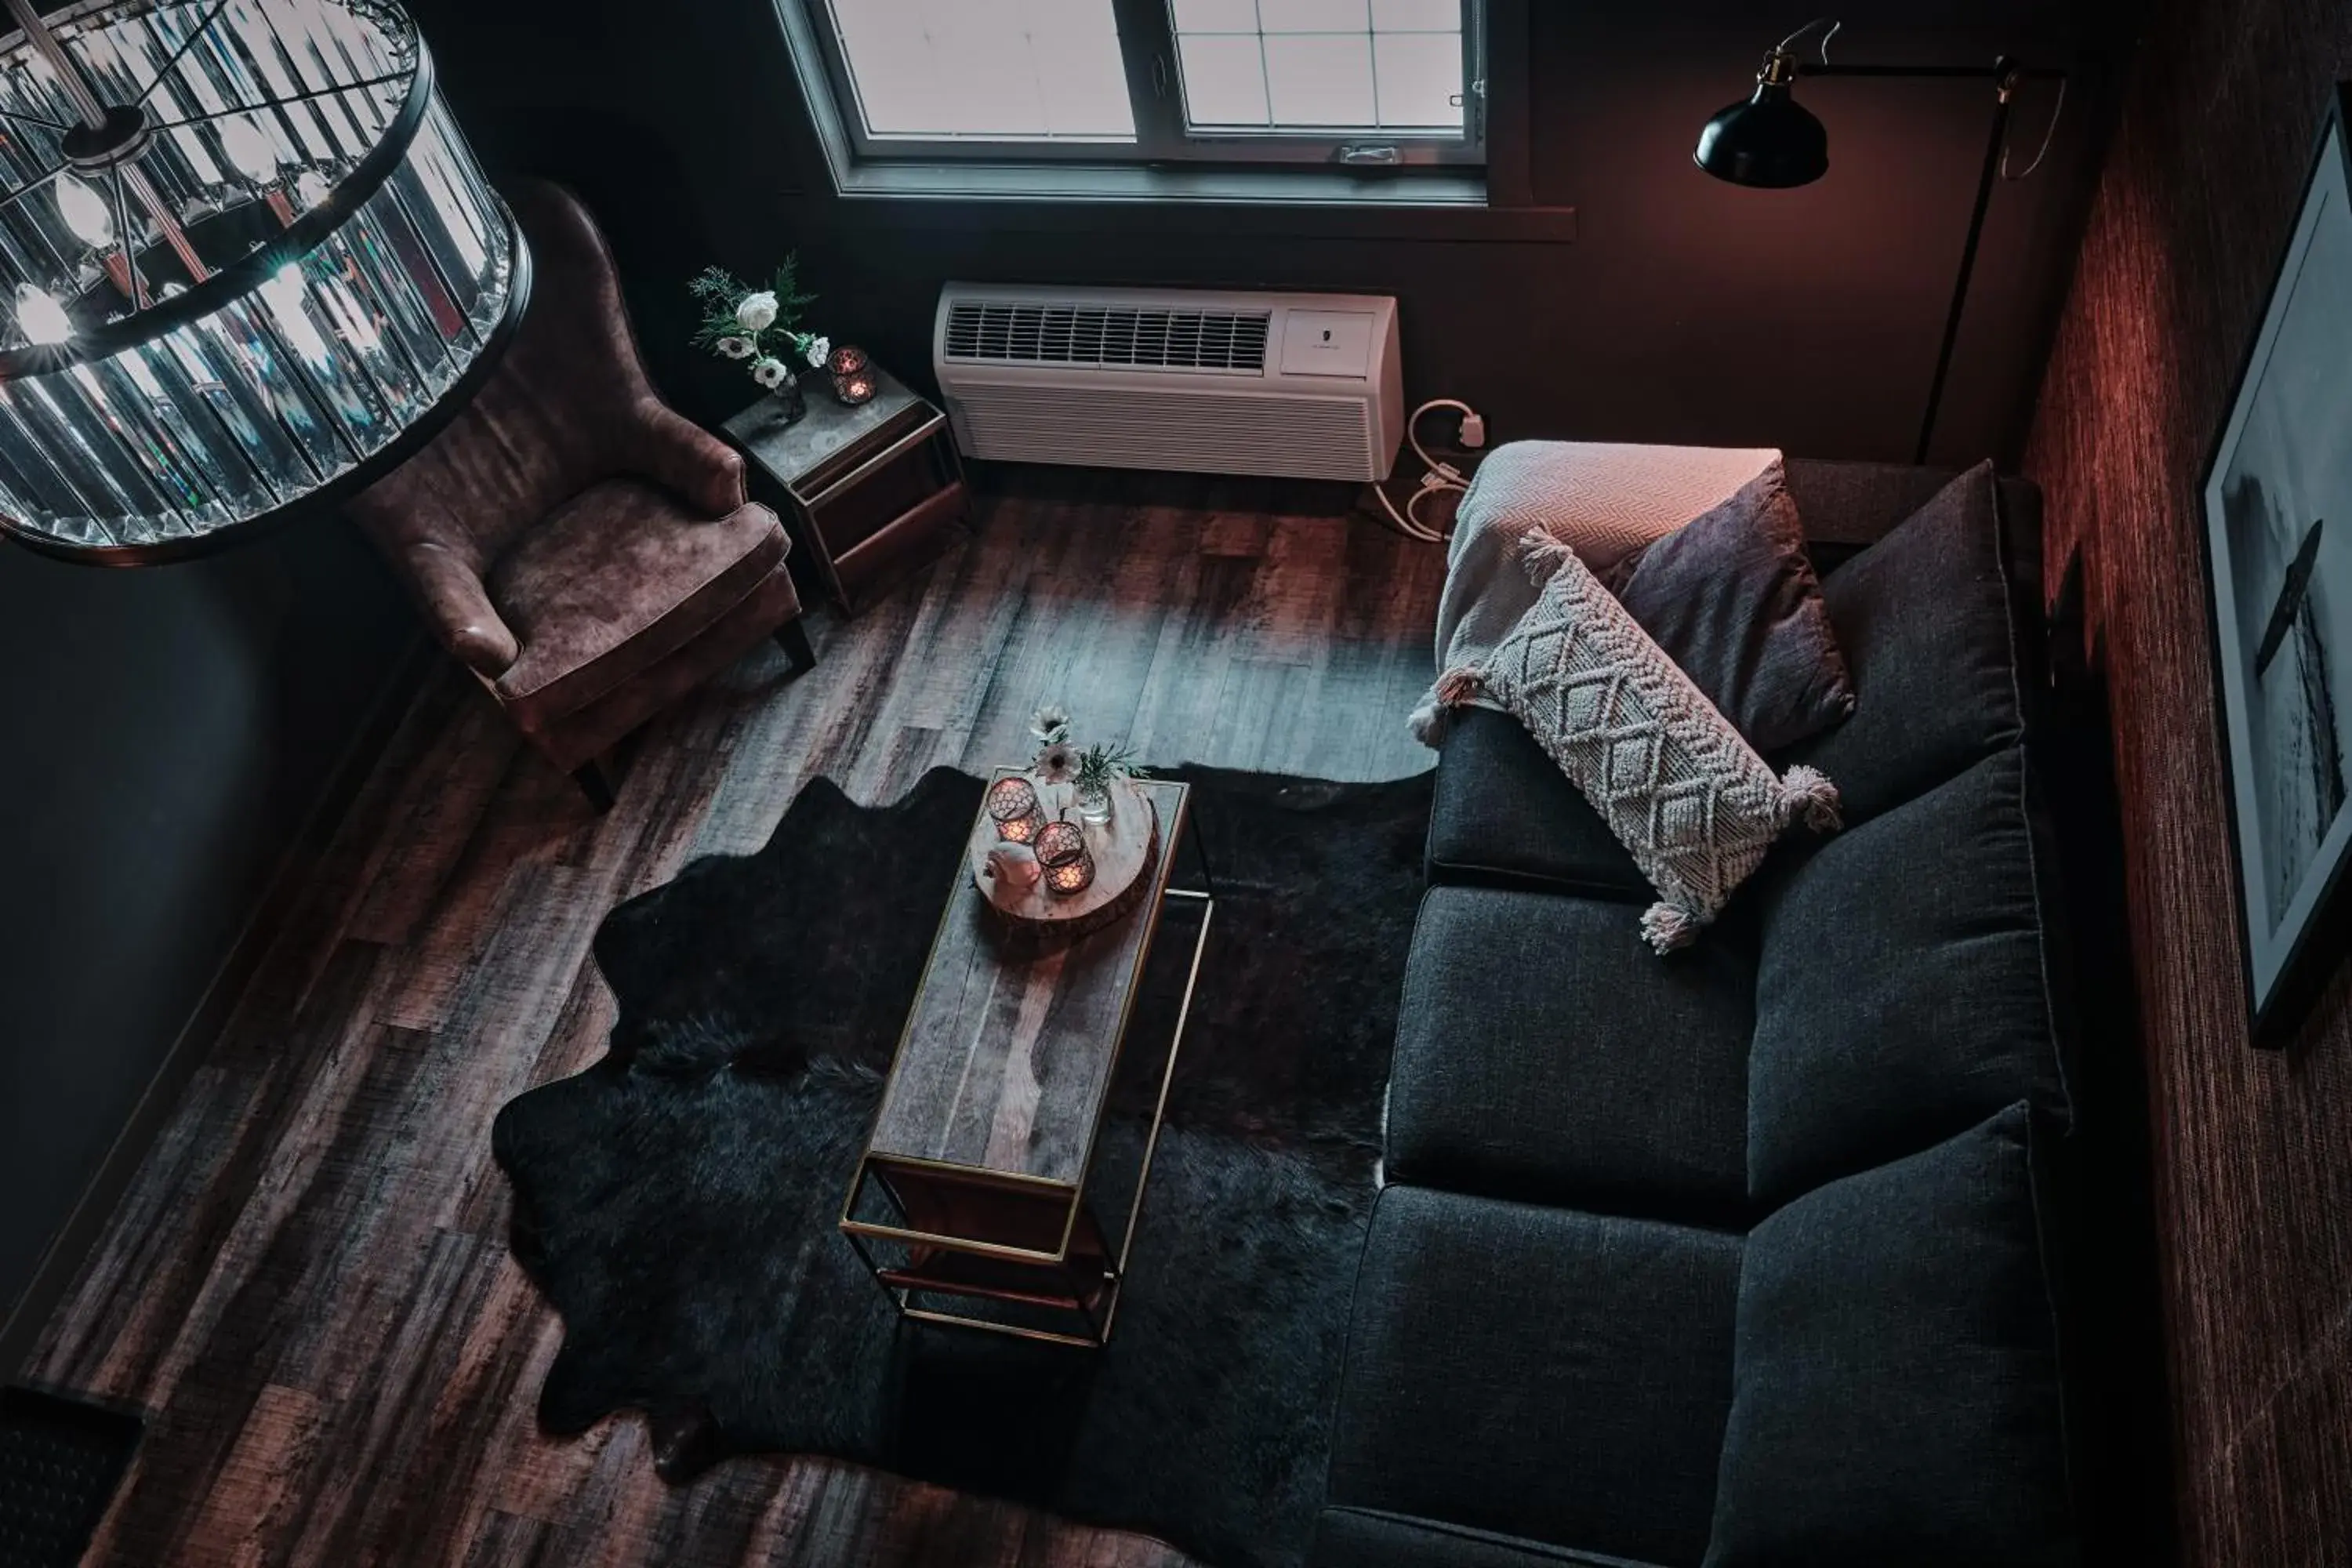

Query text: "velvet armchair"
[350, 179, 811, 811]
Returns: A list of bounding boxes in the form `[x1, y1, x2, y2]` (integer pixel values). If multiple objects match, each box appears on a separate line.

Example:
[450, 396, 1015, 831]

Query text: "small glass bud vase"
[1035, 818, 1094, 897]
[770, 373, 807, 426]
[1075, 776, 1115, 825]
[986, 776, 1045, 844]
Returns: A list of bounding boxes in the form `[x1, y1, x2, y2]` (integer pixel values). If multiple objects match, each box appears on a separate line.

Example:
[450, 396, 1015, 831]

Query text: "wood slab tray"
[970, 776, 1160, 946]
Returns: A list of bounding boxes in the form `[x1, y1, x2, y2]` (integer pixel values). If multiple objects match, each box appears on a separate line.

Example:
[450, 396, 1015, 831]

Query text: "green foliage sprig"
[688, 261, 826, 390]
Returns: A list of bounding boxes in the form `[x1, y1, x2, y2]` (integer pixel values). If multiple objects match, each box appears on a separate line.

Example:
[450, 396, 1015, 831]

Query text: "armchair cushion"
[488, 480, 787, 733]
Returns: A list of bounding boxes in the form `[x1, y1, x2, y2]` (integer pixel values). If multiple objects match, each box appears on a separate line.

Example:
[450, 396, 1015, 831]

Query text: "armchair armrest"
[400, 539, 521, 678]
[628, 398, 748, 517]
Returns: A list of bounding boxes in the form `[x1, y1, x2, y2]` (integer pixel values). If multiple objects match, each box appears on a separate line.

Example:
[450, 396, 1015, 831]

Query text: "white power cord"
[1369, 397, 1486, 544]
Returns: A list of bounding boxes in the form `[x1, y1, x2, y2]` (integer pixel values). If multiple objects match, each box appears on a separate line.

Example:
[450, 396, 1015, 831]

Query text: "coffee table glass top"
[866, 775, 1192, 1189]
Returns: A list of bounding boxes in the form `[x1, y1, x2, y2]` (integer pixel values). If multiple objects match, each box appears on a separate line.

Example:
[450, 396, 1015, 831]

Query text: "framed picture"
[2202, 84, 2352, 1047]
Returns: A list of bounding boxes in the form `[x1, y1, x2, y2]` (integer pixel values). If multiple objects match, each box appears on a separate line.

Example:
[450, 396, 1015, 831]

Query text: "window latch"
[1337, 143, 1403, 167]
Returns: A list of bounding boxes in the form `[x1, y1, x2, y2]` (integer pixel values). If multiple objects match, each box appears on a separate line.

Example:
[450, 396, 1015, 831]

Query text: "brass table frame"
[839, 788, 1215, 1348]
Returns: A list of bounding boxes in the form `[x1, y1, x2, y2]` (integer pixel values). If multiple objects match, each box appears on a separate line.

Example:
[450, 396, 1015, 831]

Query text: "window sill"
[822, 161, 1576, 243]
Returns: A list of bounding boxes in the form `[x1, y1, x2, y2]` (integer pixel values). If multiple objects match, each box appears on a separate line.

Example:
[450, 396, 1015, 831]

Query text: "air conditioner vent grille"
[943, 301, 1270, 373]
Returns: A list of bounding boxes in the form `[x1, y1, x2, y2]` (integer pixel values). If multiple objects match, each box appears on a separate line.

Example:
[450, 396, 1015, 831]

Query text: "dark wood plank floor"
[24, 472, 1444, 1568]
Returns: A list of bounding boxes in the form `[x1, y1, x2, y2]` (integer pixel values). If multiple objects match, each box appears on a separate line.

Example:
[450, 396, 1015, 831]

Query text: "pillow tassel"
[1433, 666, 1485, 707]
[1776, 764, 1843, 833]
[1641, 900, 1703, 954]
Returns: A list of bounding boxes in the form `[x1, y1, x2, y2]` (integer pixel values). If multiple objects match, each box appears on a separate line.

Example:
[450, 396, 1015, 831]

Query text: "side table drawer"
[834, 480, 970, 612]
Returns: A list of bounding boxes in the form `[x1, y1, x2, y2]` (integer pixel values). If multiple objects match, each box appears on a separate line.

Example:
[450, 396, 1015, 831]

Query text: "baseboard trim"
[0, 630, 437, 1380]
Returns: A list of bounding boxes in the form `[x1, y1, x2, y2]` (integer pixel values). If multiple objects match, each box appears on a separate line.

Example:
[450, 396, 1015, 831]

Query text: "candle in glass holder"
[1035, 818, 1094, 896]
[833, 369, 877, 405]
[827, 343, 870, 377]
[986, 775, 1045, 844]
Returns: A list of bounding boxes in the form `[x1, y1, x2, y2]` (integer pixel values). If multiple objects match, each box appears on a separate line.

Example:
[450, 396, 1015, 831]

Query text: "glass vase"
[1076, 778, 1115, 825]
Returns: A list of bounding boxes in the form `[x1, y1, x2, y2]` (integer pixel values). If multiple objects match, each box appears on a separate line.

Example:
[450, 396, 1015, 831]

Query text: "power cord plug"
[1367, 397, 1486, 544]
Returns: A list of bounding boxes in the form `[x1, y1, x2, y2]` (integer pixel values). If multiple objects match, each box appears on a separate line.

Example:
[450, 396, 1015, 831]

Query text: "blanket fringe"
[1432, 666, 1484, 707]
[1776, 764, 1843, 833]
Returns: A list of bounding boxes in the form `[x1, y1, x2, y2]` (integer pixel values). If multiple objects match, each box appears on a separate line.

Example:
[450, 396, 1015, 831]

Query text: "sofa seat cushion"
[1391, 886, 1751, 1225]
[1427, 709, 1649, 898]
[490, 481, 787, 729]
[1783, 462, 2027, 824]
[1705, 1104, 2073, 1566]
[1313, 1507, 1674, 1568]
[1330, 1185, 1740, 1567]
[1745, 746, 2067, 1207]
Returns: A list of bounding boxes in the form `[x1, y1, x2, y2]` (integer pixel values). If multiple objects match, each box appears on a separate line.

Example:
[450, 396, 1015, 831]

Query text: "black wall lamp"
[1694, 19, 2067, 464]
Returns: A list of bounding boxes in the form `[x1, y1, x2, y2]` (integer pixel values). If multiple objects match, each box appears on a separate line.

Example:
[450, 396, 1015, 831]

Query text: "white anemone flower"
[715, 335, 753, 360]
[805, 334, 832, 368]
[735, 290, 779, 331]
[1029, 703, 1072, 744]
[752, 357, 791, 390]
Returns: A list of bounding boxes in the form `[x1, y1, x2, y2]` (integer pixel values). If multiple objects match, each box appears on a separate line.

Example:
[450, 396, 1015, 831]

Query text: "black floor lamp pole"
[1798, 60, 2024, 466]
[1911, 71, 2016, 464]
[1699, 41, 2062, 466]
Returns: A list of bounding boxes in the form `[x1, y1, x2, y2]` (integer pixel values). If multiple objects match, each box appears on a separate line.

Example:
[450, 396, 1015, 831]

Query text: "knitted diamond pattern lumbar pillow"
[1436, 535, 1842, 953]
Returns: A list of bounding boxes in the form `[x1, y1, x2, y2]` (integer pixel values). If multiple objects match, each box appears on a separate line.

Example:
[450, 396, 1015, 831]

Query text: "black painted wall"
[0, 521, 412, 1336]
[419, 0, 2134, 468]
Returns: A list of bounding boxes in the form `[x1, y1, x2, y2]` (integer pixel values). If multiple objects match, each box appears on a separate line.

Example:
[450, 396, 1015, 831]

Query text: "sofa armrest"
[400, 539, 520, 678]
[628, 399, 747, 518]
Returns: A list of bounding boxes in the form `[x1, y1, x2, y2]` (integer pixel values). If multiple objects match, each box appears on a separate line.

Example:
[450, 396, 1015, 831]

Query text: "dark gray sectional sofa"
[1310, 461, 2114, 1568]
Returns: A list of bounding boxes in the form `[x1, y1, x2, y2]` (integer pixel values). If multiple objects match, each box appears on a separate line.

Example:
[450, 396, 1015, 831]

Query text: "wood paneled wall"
[2024, 1, 2352, 1561]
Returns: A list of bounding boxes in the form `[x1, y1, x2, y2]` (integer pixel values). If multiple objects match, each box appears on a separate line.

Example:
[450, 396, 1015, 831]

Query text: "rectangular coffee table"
[839, 772, 1212, 1347]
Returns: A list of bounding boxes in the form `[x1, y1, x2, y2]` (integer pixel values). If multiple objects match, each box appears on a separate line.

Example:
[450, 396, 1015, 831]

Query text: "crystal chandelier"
[0, 0, 525, 562]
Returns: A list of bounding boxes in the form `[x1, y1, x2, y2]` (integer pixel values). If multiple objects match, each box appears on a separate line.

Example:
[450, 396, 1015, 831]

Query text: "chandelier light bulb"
[217, 118, 279, 185]
[15, 283, 71, 345]
[53, 173, 112, 247]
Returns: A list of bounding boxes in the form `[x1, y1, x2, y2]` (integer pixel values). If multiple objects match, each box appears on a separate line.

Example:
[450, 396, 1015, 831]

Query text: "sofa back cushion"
[1745, 745, 2071, 1206]
[1705, 1104, 2074, 1566]
[1782, 462, 2028, 823]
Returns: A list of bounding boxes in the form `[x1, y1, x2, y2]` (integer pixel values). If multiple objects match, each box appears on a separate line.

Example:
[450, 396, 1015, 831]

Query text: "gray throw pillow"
[1602, 462, 1856, 754]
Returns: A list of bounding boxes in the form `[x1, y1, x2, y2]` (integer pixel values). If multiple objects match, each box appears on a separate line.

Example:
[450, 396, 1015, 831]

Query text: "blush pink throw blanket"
[1410, 440, 1780, 745]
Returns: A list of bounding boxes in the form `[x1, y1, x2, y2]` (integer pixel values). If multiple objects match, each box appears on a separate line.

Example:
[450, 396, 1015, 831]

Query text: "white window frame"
[791, 0, 1487, 170]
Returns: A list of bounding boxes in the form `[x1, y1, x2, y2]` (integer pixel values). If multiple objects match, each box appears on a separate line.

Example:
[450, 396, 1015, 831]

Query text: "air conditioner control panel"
[1279, 310, 1375, 379]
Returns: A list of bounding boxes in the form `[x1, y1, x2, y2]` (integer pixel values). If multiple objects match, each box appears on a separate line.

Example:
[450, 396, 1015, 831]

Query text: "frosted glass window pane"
[1263, 34, 1374, 125]
[1370, 0, 1459, 29]
[1170, 0, 1257, 28]
[1373, 31, 1461, 126]
[1258, 0, 1367, 28]
[1178, 34, 1270, 125]
[1172, 0, 1464, 133]
[827, 0, 1134, 140]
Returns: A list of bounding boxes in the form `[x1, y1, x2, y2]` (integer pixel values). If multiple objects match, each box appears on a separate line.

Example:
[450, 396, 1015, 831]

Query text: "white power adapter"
[1367, 397, 1487, 544]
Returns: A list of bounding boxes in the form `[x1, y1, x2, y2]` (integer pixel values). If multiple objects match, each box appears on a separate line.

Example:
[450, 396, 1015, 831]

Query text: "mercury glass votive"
[833, 369, 877, 406]
[828, 343, 871, 377]
[1035, 819, 1094, 896]
[987, 776, 1045, 845]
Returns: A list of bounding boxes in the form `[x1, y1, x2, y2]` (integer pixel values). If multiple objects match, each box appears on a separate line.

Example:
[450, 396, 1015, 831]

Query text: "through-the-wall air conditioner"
[932, 284, 1404, 482]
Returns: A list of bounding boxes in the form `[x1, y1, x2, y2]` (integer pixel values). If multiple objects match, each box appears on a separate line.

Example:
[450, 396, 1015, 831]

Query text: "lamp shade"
[1693, 75, 1829, 188]
[0, 0, 525, 563]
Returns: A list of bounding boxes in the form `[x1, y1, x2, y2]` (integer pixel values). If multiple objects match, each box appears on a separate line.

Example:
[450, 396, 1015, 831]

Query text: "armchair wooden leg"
[774, 617, 817, 678]
[573, 758, 618, 815]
